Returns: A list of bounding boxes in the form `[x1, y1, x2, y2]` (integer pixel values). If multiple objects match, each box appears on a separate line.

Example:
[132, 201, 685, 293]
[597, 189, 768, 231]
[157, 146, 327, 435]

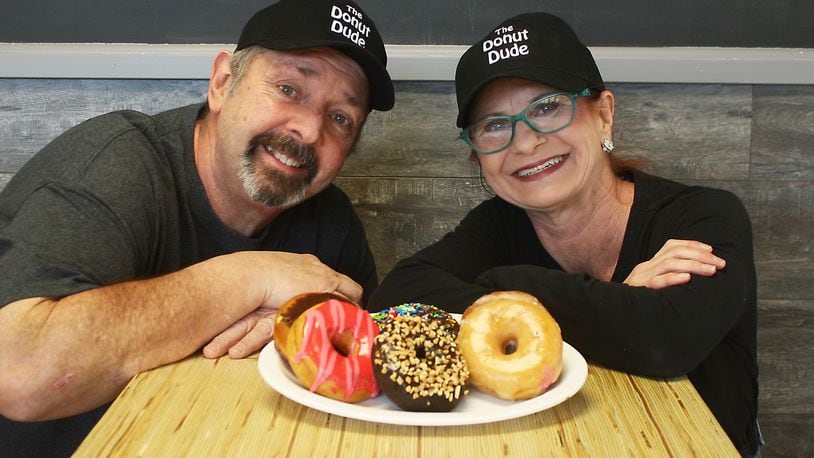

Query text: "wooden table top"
[75, 350, 738, 457]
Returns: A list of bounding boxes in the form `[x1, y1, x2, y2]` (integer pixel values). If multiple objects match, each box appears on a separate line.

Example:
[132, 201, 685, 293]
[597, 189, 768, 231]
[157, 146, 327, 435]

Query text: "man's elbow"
[0, 372, 53, 422]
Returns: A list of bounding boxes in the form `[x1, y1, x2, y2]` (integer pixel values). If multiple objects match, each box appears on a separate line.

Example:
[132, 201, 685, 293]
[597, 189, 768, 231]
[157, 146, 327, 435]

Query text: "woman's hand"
[623, 239, 726, 289]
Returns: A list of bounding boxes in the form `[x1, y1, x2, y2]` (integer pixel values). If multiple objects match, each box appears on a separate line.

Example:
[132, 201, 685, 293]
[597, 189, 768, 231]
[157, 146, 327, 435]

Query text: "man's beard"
[238, 133, 317, 208]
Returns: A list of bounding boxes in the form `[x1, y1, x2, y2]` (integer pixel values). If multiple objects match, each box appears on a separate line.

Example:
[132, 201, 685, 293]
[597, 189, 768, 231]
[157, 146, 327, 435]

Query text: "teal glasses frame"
[460, 88, 593, 155]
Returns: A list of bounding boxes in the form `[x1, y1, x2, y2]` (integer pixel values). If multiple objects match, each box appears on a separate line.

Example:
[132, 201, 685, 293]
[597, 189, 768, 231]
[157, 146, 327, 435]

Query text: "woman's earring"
[601, 138, 615, 153]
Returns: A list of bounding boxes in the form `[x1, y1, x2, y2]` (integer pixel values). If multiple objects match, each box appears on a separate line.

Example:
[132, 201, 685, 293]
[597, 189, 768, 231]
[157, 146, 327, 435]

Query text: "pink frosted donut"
[285, 297, 380, 403]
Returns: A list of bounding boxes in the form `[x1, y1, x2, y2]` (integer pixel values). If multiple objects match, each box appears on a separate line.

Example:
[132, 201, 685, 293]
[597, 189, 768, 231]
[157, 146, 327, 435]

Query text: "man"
[0, 0, 393, 456]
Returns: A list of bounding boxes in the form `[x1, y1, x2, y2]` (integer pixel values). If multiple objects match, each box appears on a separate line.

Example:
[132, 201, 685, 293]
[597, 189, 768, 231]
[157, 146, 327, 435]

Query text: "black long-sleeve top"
[370, 170, 759, 454]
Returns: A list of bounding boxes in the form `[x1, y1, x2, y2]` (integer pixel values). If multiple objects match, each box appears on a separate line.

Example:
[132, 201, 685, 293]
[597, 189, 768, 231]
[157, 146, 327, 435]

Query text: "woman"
[370, 12, 761, 456]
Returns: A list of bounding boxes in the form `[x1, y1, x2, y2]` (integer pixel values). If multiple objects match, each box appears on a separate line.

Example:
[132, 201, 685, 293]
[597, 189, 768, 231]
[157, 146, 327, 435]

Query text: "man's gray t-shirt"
[0, 103, 377, 457]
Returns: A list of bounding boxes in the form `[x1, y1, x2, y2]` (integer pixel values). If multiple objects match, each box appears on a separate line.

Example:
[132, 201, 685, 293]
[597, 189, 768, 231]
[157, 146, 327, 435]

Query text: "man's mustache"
[249, 132, 316, 169]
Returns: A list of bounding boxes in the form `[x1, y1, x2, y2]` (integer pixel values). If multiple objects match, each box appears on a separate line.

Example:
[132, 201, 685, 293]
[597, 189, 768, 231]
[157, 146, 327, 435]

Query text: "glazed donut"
[274, 292, 346, 362]
[457, 291, 562, 400]
[282, 294, 380, 403]
[371, 303, 459, 337]
[373, 313, 469, 412]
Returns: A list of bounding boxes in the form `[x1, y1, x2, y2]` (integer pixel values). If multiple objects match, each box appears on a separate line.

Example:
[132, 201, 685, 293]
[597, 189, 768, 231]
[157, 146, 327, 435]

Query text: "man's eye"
[332, 113, 349, 125]
[278, 85, 295, 96]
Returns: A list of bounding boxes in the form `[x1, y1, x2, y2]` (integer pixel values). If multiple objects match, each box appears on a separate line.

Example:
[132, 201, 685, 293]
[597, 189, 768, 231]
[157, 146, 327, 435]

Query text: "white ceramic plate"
[257, 319, 588, 426]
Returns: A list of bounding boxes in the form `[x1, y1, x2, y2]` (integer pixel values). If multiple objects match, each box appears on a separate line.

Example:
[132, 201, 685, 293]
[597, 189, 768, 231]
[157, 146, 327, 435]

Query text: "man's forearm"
[0, 254, 260, 421]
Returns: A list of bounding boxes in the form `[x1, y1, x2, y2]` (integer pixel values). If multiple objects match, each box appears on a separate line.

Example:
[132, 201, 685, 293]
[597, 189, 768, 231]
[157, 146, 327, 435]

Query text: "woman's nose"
[510, 120, 547, 153]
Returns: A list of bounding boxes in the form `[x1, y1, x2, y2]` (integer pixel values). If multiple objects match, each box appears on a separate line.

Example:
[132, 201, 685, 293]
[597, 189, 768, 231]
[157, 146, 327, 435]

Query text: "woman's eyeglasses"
[460, 88, 592, 155]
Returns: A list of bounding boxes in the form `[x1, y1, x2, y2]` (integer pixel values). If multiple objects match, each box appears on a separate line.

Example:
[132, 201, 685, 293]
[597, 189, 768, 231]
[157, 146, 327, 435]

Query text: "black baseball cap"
[236, 0, 394, 111]
[455, 12, 605, 127]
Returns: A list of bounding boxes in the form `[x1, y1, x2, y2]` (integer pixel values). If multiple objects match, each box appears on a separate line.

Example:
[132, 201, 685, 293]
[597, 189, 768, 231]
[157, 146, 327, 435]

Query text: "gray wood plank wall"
[1, 78, 812, 456]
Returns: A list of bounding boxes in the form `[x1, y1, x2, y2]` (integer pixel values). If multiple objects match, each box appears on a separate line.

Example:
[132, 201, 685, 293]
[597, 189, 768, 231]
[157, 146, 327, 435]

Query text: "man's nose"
[284, 105, 324, 146]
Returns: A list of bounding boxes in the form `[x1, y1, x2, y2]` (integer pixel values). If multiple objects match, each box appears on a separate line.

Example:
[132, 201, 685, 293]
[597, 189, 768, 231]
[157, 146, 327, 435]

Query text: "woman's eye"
[529, 101, 560, 118]
[482, 118, 511, 133]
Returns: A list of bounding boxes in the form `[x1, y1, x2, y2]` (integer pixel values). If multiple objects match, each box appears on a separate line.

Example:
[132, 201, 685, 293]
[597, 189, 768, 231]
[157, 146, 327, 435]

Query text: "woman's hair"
[609, 154, 651, 176]
[586, 88, 652, 174]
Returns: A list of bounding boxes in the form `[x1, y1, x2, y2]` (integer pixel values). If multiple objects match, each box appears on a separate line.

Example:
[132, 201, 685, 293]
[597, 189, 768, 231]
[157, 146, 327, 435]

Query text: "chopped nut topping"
[374, 316, 470, 399]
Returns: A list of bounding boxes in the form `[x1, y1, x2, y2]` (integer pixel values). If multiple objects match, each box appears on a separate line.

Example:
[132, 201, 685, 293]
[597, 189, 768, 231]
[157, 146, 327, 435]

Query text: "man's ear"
[597, 90, 615, 135]
[207, 51, 234, 114]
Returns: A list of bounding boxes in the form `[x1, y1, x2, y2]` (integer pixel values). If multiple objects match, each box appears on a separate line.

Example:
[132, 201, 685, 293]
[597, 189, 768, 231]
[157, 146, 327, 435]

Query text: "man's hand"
[202, 251, 362, 359]
[623, 239, 726, 289]
[202, 307, 277, 359]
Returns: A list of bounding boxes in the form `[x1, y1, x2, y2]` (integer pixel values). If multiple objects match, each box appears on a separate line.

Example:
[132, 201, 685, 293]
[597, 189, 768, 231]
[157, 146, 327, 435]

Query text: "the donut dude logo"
[482, 24, 530, 65]
[330, 3, 371, 48]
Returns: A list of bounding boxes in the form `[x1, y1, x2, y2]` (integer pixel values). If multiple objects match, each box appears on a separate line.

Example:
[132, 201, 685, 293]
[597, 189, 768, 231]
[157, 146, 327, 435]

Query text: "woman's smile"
[513, 154, 568, 178]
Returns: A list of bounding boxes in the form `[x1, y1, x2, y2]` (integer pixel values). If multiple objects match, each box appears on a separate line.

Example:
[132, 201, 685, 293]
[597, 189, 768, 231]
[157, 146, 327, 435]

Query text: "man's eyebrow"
[291, 64, 365, 109]
[295, 65, 318, 78]
[343, 91, 363, 109]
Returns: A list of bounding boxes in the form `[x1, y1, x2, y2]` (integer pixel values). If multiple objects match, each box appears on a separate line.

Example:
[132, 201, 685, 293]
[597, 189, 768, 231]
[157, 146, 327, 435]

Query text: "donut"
[274, 292, 346, 362]
[373, 314, 469, 412]
[371, 303, 459, 337]
[282, 294, 380, 403]
[457, 291, 562, 400]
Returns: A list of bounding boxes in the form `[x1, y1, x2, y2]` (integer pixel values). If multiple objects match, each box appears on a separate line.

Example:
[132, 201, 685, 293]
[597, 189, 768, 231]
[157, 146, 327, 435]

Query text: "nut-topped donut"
[457, 291, 563, 400]
[373, 314, 469, 412]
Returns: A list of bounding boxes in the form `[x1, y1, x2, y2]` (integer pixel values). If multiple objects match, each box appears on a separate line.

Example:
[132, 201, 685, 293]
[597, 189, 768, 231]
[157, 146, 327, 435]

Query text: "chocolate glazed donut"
[373, 315, 469, 412]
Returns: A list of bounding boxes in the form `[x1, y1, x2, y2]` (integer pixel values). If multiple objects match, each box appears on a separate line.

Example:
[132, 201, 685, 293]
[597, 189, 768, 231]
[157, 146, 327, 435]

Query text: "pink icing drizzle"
[293, 299, 380, 400]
